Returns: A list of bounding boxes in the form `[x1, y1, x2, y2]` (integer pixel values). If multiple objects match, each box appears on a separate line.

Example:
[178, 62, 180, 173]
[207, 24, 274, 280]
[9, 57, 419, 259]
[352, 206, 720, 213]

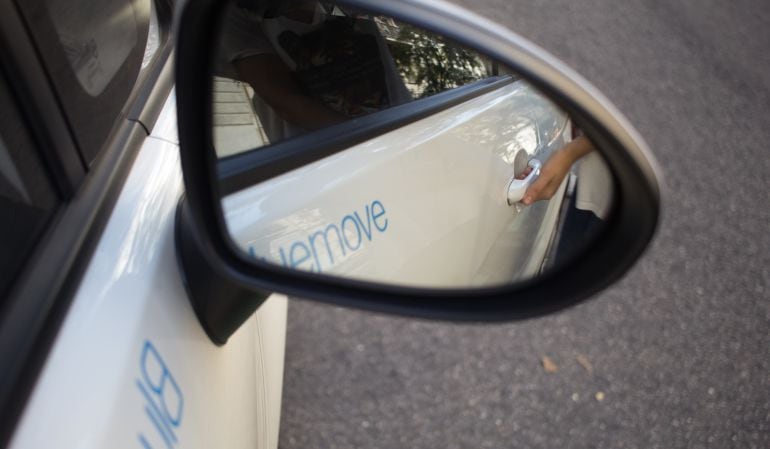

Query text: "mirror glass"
[212, 0, 615, 289]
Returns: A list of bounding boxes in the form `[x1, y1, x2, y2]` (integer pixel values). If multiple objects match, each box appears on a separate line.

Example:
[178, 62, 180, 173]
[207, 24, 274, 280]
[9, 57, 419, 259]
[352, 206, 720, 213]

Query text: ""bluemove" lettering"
[137, 340, 183, 449]
[249, 199, 388, 273]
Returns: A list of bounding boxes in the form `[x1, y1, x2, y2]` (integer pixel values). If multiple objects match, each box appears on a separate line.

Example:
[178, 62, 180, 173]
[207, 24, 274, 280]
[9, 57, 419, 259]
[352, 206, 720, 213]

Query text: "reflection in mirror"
[213, 0, 614, 289]
[212, 0, 502, 155]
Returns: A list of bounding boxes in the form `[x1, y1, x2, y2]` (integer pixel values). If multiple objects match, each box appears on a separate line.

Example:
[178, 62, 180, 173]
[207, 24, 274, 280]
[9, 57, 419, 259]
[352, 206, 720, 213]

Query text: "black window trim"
[218, 74, 516, 196]
[0, 13, 176, 449]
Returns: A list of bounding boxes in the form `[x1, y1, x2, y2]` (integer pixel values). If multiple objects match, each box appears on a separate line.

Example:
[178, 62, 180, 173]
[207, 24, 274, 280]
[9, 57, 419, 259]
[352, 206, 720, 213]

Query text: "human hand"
[520, 135, 594, 205]
[520, 149, 574, 205]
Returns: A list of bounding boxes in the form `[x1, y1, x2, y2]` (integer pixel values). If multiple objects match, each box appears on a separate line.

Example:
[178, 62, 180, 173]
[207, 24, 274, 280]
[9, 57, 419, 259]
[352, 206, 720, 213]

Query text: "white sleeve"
[575, 151, 614, 220]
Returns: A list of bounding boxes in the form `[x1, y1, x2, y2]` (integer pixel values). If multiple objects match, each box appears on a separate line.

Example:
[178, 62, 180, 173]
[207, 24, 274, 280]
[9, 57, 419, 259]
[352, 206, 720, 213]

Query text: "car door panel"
[9, 95, 287, 449]
[222, 80, 569, 287]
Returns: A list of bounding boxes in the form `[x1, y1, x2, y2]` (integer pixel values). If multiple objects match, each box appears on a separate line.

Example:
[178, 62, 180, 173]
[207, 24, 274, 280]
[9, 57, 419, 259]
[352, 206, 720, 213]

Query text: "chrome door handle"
[507, 159, 541, 205]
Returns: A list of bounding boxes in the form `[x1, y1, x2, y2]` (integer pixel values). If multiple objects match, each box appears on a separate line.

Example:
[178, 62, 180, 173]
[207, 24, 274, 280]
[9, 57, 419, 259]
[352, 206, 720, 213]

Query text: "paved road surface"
[278, 1, 770, 448]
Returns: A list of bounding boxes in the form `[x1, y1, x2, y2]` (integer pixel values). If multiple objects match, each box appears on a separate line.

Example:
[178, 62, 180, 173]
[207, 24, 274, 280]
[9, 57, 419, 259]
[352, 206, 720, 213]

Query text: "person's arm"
[521, 135, 594, 205]
[233, 53, 347, 130]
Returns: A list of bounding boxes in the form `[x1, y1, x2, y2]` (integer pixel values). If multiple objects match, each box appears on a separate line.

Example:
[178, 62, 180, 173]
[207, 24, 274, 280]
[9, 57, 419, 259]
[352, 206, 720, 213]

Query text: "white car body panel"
[10, 79, 566, 449]
[9, 93, 287, 449]
[223, 80, 569, 287]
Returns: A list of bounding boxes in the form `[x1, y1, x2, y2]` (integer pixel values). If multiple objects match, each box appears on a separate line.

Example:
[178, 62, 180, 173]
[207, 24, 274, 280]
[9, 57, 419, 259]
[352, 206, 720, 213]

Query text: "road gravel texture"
[278, 1, 770, 448]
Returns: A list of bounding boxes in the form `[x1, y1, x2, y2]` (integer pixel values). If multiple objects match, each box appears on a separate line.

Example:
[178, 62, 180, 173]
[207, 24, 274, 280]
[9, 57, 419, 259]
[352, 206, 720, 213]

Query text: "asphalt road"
[278, 1, 770, 448]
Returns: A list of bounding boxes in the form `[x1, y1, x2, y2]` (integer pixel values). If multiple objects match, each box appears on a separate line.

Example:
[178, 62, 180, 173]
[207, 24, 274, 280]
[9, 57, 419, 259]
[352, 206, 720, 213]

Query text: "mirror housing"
[175, 0, 660, 344]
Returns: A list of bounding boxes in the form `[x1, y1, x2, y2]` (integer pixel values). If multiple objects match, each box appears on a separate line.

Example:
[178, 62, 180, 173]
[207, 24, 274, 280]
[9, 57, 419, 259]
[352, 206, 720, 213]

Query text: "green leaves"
[387, 23, 487, 98]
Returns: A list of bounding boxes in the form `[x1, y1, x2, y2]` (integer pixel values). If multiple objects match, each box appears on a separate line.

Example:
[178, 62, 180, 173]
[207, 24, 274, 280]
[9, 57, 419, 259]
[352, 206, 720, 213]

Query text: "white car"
[1, 1, 286, 448]
[219, 77, 574, 287]
[1, 0, 658, 448]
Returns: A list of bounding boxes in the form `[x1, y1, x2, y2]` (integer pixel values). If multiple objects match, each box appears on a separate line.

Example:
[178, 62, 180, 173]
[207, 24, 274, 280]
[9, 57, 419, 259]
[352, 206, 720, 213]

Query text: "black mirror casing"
[175, 0, 660, 344]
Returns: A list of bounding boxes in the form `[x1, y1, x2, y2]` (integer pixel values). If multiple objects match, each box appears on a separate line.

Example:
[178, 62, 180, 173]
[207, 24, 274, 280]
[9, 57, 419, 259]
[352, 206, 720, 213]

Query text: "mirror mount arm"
[175, 196, 270, 345]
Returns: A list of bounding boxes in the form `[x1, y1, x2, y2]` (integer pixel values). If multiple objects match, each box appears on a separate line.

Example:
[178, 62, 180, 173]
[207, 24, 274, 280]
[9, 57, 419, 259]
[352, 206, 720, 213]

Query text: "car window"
[376, 17, 497, 99]
[142, 0, 162, 70]
[0, 76, 60, 300]
[211, 1, 500, 158]
[15, 0, 161, 166]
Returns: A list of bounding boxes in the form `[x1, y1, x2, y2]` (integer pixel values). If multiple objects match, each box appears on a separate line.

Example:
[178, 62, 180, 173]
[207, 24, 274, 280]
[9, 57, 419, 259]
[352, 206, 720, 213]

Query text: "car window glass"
[0, 145, 28, 203]
[211, 1, 499, 158]
[377, 18, 496, 99]
[46, 0, 139, 97]
[142, 0, 162, 70]
[16, 0, 159, 165]
[0, 80, 60, 300]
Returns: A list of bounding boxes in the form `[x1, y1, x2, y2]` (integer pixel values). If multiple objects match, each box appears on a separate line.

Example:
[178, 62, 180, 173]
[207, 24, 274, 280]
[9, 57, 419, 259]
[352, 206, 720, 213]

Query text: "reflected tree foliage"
[382, 21, 488, 98]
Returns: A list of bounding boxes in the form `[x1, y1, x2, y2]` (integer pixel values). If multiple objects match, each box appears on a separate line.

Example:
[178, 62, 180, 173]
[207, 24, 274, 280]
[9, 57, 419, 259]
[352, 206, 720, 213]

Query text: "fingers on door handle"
[507, 159, 541, 205]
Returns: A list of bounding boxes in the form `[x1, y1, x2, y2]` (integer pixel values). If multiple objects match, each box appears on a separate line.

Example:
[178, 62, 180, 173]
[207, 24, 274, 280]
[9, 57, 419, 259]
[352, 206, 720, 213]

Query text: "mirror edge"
[175, 0, 660, 343]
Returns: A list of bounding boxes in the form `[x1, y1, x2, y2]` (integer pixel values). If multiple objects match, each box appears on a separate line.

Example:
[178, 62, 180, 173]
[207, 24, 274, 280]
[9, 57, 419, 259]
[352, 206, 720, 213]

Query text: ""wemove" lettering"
[249, 199, 388, 273]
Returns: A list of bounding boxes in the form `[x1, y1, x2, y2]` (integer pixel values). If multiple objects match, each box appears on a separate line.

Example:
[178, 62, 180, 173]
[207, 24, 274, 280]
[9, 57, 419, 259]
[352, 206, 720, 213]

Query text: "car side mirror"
[174, 0, 660, 344]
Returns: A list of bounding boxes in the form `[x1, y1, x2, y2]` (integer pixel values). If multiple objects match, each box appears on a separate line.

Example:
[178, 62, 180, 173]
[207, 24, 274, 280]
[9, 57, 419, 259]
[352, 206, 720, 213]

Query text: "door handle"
[507, 159, 541, 205]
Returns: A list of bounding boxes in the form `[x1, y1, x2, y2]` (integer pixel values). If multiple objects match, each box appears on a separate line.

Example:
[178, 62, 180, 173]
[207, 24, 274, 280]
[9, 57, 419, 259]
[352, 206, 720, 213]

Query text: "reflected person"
[521, 134, 612, 220]
[217, 0, 412, 144]
[520, 132, 613, 265]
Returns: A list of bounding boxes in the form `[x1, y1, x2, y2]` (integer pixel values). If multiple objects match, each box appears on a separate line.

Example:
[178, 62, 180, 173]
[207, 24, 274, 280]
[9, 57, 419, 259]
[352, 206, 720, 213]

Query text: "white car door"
[9, 93, 287, 449]
[222, 79, 571, 287]
[1, 2, 286, 448]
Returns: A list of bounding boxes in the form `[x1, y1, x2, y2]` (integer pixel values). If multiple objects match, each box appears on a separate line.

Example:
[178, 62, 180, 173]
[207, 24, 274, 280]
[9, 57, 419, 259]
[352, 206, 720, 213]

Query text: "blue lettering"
[289, 241, 313, 270]
[354, 206, 373, 241]
[277, 246, 289, 266]
[139, 435, 153, 449]
[309, 224, 346, 272]
[250, 199, 389, 272]
[341, 214, 362, 250]
[371, 200, 388, 232]
[137, 340, 183, 449]
[140, 342, 183, 426]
